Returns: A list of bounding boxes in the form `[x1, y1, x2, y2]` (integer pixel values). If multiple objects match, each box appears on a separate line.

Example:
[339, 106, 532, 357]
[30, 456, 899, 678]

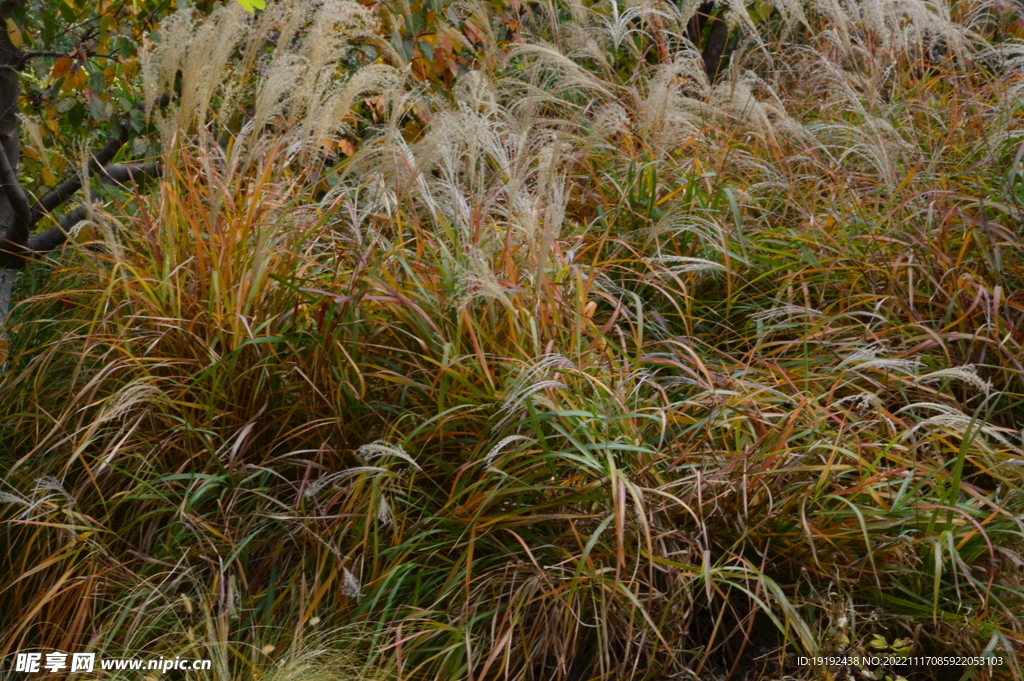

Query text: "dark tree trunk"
[702, 13, 731, 83]
[0, 3, 20, 207]
[0, 1, 22, 317]
[687, 1, 732, 85]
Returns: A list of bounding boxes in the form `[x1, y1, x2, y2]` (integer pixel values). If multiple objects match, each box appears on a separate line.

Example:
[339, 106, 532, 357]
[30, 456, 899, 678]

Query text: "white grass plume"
[342, 568, 363, 599]
[494, 355, 578, 429]
[377, 494, 392, 526]
[356, 440, 422, 470]
[915, 365, 992, 395]
[836, 344, 919, 375]
[652, 255, 728, 275]
[484, 434, 532, 467]
[0, 491, 29, 506]
[303, 467, 390, 499]
[753, 304, 823, 324]
[833, 391, 881, 410]
[897, 403, 1022, 451]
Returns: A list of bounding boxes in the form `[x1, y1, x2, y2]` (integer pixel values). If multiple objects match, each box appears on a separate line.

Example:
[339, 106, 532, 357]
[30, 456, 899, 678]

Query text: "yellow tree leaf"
[235, 0, 266, 12]
[64, 68, 87, 93]
[6, 18, 23, 48]
[122, 58, 140, 78]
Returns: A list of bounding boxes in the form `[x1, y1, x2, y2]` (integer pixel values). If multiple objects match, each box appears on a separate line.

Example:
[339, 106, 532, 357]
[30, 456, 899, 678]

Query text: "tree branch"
[25, 206, 87, 256]
[15, 51, 70, 68]
[31, 121, 128, 221]
[30, 94, 169, 224]
[97, 161, 162, 187]
[0, 132, 35, 269]
[10, 51, 121, 71]
[25, 162, 162, 257]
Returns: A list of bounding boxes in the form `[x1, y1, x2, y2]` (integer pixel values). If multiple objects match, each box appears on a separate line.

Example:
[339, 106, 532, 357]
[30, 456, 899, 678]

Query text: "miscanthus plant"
[1, 0, 1023, 679]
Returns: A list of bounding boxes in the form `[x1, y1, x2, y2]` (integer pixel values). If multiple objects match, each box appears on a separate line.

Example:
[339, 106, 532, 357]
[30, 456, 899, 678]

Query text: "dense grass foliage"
[2, 0, 1024, 679]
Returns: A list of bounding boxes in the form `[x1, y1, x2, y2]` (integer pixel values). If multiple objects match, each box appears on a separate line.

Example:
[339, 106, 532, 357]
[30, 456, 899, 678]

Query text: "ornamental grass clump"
[2, 0, 1024, 678]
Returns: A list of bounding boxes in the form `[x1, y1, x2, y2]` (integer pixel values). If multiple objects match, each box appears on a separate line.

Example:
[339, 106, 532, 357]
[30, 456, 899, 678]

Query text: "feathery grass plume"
[642, 210, 727, 249]
[139, 7, 199, 115]
[458, 250, 516, 310]
[509, 43, 617, 100]
[637, 57, 708, 152]
[33, 475, 68, 496]
[492, 357, 579, 429]
[255, 637, 388, 681]
[836, 343, 920, 374]
[142, 0, 393, 155]
[833, 391, 881, 411]
[303, 467, 390, 499]
[140, 2, 250, 136]
[341, 568, 363, 600]
[504, 353, 578, 396]
[0, 491, 28, 506]
[355, 440, 422, 470]
[376, 494, 392, 526]
[596, 2, 645, 51]
[563, 21, 613, 72]
[652, 255, 729, 275]
[916, 364, 993, 395]
[499, 379, 568, 413]
[484, 434, 532, 467]
[898, 403, 1023, 452]
[95, 379, 173, 425]
[753, 303, 824, 324]
[253, 52, 310, 133]
[589, 101, 629, 140]
[711, 75, 767, 131]
[306, 64, 404, 153]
